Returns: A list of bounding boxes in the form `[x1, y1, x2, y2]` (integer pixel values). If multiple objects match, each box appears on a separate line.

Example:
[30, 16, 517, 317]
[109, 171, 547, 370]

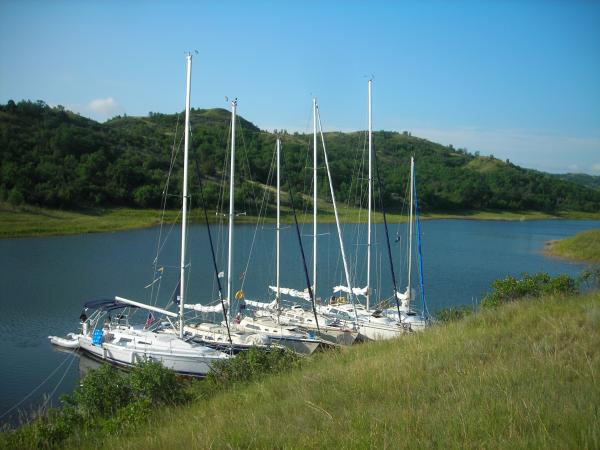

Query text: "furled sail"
[184, 300, 229, 313]
[268, 286, 311, 301]
[333, 285, 368, 297]
[244, 299, 278, 310]
[395, 289, 409, 301]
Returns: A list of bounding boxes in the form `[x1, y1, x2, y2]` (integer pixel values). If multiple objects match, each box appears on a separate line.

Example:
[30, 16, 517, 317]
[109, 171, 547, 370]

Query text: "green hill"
[550, 173, 600, 190]
[74, 291, 600, 449]
[2, 99, 600, 216]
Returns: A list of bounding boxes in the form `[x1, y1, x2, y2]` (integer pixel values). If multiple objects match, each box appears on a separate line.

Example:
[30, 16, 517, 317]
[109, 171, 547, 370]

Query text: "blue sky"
[1, 0, 599, 174]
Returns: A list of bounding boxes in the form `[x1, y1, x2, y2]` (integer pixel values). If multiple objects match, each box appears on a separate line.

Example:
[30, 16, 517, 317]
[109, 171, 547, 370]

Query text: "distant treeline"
[2, 99, 600, 214]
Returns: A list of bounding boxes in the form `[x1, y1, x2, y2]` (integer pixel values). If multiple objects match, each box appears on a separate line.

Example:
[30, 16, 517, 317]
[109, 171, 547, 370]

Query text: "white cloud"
[61, 98, 124, 122]
[591, 163, 600, 174]
[81, 97, 124, 121]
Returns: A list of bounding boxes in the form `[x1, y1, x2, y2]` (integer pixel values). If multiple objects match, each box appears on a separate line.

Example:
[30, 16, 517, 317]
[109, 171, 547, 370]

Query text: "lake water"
[1, 219, 599, 425]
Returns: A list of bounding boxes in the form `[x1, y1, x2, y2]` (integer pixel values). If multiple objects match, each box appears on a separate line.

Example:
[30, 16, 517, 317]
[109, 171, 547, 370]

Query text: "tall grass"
[74, 291, 599, 449]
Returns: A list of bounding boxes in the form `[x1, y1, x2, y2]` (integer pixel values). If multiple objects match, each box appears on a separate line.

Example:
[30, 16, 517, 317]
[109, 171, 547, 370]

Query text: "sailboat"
[245, 134, 359, 346]
[381, 156, 431, 331]
[248, 94, 404, 341]
[168, 99, 281, 353]
[48, 54, 231, 375]
[303, 84, 409, 341]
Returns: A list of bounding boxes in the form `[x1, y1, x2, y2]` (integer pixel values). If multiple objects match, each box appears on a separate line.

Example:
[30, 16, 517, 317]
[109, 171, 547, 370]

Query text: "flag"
[145, 312, 155, 328]
[171, 281, 181, 305]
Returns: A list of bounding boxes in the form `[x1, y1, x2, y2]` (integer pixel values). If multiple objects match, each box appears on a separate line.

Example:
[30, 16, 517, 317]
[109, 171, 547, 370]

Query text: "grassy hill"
[61, 291, 599, 449]
[546, 229, 600, 263]
[2, 100, 600, 220]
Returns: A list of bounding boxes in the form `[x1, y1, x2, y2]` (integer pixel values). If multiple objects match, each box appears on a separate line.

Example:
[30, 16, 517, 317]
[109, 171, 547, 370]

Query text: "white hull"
[230, 317, 331, 354]
[261, 308, 360, 346]
[77, 327, 229, 376]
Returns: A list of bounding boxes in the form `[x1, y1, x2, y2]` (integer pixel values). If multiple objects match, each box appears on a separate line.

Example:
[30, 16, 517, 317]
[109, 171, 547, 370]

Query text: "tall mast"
[179, 53, 192, 338]
[407, 156, 414, 306]
[312, 98, 318, 303]
[366, 79, 373, 311]
[226, 99, 237, 320]
[316, 104, 359, 323]
[276, 138, 281, 308]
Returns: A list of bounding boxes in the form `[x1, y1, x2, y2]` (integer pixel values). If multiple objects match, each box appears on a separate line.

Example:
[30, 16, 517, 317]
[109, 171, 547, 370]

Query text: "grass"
[2, 201, 600, 239]
[546, 228, 600, 263]
[63, 290, 600, 449]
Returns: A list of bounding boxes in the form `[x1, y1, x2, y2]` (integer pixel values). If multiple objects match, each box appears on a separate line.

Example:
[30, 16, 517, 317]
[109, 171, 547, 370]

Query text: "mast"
[413, 161, 427, 317]
[366, 79, 373, 311]
[179, 53, 192, 338]
[226, 99, 237, 321]
[312, 98, 318, 302]
[407, 156, 414, 307]
[276, 138, 281, 309]
[316, 103, 359, 323]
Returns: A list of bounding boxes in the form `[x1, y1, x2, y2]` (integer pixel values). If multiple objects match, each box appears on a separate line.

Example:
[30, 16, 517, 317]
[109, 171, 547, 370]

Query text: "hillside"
[2, 100, 600, 216]
[61, 291, 599, 449]
[550, 173, 600, 190]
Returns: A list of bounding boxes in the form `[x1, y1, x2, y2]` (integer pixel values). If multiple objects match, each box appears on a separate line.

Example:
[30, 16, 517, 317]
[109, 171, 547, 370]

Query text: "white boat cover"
[269, 286, 311, 301]
[333, 285, 368, 297]
[184, 300, 229, 313]
[244, 299, 278, 310]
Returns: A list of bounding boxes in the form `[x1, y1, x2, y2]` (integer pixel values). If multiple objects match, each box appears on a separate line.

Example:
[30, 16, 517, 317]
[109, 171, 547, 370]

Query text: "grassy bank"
[2, 202, 600, 239]
[63, 290, 600, 449]
[546, 228, 600, 263]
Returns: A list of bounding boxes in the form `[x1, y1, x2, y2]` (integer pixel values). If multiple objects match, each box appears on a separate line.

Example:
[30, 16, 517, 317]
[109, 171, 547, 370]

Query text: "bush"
[0, 350, 302, 449]
[577, 265, 600, 290]
[69, 364, 130, 417]
[199, 348, 300, 395]
[481, 272, 577, 309]
[128, 361, 188, 405]
[0, 361, 186, 449]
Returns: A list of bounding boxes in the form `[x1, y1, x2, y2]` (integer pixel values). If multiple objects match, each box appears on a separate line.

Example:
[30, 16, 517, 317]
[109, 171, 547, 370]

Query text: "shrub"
[481, 272, 577, 309]
[577, 265, 600, 290]
[205, 348, 300, 390]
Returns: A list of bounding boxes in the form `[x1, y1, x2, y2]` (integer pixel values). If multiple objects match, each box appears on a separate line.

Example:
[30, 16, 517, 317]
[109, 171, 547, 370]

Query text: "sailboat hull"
[77, 329, 229, 377]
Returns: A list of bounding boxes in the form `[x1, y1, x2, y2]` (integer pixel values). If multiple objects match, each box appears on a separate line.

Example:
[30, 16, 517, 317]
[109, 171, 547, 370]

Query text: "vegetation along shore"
[1, 270, 598, 449]
[3, 201, 600, 239]
[2, 100, 600, 239]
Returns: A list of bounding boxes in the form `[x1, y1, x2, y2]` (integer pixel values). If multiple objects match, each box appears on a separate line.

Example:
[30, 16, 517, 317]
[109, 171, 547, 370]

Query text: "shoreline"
[543, 229, 600, 264]
[2, 205, 600, 239]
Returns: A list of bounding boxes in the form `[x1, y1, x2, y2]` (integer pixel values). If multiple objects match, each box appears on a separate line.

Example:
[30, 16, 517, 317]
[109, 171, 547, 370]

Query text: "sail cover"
[269, 286, 311, 301]
[333, 286, 368, 297]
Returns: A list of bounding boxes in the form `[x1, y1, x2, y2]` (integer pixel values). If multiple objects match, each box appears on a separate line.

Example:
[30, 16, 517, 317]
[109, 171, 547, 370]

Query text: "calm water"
[1, 219, 599, 424]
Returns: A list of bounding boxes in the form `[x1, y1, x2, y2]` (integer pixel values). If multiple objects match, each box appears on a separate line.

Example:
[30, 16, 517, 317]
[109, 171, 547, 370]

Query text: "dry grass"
[71, 291, 600, 449]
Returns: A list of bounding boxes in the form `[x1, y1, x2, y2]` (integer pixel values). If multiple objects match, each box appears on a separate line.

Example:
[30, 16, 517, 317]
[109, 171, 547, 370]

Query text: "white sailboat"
[382, 156, 430, 331]
[246, 135, 359, 346]
[253, 94, 405, 341]
[313, 84, 410, 340]
[49, 54, 231, 375]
